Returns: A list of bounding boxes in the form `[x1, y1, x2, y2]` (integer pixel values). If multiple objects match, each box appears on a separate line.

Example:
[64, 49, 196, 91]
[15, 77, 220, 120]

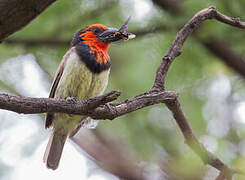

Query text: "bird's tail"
[43, 129, 68, 170]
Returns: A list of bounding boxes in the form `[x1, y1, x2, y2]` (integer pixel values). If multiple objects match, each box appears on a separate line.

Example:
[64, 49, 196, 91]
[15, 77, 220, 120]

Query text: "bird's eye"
[92, 28, 102, 34]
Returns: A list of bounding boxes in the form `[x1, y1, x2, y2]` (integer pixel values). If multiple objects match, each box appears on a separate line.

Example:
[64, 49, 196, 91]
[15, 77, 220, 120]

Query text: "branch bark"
[0, 90, 176, 118]
[0, 0, 56, 41]
[0, 6, 244, 179]
[0, 91, 121, 115]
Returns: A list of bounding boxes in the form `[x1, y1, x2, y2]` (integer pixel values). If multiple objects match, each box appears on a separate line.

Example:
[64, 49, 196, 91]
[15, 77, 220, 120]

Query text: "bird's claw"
[105, 103, 114, 112]
[66, 96, 77, 103]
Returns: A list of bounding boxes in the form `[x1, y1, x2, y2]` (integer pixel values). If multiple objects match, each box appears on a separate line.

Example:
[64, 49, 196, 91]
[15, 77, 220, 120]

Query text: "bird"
[43, 18, 135, 170]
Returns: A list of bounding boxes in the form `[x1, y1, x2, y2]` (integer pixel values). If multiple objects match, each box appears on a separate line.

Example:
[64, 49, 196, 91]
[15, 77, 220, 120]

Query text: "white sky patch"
[201, 74, 232, 138]
[22, 57, 48, 97]
[88, 175, 118, 180]
[238, 140, 245, 156]
[0, 114, 38, 166]
[14, 140, 88, 180]
[221, 141, 238, 163]
[199, 135, 218, 153]
[120, 0, 154, 26]
[133, 0, 151, 20]
[148, 107, 175, 129]
[12, 139, 117, 180]
[207, 74, 231, 102]
[0, 54, 49, 97]
[234, 102, 245, 124]
[203, 167, 219, 180]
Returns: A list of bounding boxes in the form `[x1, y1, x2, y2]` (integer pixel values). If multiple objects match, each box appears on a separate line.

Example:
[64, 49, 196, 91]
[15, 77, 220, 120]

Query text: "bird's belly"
[53, 52, 110, 131]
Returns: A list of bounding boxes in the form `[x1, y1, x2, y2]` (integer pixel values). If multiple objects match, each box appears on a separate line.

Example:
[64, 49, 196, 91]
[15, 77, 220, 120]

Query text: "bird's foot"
[105, 103, 114, 112]
[66, 96, 77, 103]
[104, 103, 117, 120]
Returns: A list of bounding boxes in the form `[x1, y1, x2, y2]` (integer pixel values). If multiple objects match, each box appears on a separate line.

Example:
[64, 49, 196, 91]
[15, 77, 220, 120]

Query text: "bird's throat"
[75, 42, 111, 74]
[89, 41, 110, 65]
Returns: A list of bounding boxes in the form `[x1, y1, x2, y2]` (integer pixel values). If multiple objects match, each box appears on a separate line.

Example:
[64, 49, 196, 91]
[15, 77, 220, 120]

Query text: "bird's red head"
[79, 24, 110, 65]
[71, 19, 135, 73]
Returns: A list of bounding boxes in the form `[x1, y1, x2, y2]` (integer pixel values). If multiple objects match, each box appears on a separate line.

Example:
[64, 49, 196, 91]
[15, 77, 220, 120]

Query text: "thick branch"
[88, 91, 177, 120]
[0, 91, 121, 115]
[0, 0, 56, 41]
[0, 91, 177, 118]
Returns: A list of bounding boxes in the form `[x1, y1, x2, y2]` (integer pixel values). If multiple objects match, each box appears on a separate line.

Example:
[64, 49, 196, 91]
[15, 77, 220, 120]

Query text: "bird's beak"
[99, 28, 135, 43]
[99, 17, 136, 43]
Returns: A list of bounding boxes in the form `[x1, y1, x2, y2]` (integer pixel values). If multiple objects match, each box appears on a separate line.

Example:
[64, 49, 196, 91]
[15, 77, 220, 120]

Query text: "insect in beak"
[99, 16, 136, 43]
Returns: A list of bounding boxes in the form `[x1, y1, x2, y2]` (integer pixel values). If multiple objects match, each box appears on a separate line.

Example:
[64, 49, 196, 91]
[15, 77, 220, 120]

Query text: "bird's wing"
[45, 47, 75, 129]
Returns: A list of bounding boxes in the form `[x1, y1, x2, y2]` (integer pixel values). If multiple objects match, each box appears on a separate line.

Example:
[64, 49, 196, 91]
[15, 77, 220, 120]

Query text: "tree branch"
[0, 0, 56, 41]
[0, 6, 244, 179]
[0, 91, 121, 115]
[0, 90, 176, 118]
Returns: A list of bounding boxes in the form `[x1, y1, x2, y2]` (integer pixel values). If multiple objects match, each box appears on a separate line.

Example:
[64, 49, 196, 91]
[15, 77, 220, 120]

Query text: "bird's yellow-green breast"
[53, 48, 110, 132]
